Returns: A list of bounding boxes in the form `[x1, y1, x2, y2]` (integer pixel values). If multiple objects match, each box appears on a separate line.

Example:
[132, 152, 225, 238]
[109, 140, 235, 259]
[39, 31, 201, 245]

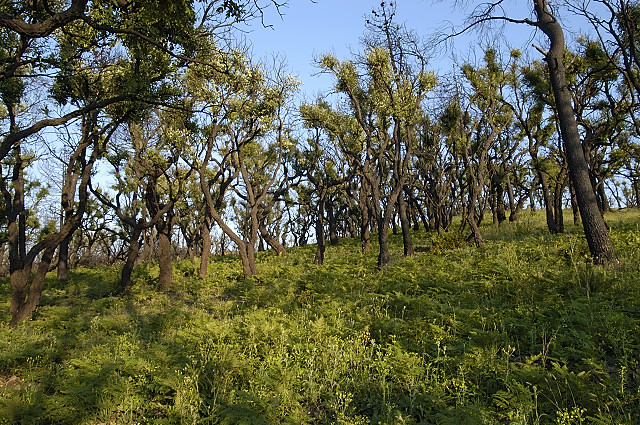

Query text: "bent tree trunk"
[259, 221, 286, 255]
[534, 0, 617, 264]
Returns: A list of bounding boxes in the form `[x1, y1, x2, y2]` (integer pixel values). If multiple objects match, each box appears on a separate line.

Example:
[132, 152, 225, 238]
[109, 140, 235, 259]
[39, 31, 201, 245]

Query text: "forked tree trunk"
[239, 242, 258, 277]
[9, 246, 56, 326]
[507, 176, 519, 222]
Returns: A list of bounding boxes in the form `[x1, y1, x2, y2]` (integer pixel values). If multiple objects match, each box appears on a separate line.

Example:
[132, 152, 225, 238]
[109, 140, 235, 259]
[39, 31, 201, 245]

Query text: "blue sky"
[243, 0, 553, 99]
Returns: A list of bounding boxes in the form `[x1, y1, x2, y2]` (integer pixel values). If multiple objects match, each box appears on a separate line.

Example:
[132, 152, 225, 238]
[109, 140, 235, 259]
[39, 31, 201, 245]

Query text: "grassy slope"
[1, 210, 639, 424]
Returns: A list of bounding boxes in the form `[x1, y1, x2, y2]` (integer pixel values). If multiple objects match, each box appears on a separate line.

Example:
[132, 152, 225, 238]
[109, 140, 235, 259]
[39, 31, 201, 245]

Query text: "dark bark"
[0, 242, 6, 277]
[359, 180, 371, 253]
[495, 180, 507, 224]
[156, 214, 174, 289]
[506, 176, 519, 222]
[199, 214, 211, 279]
[57, 237, 70, 281]
[121, 226, 142, 291]
[326, 202, 341, 246]
[398, 191, 414, 257]
[314, 193, 326, 265]
[377, 220, 391, 266]
[259, 221, 286, 255]
[534, 0, 617, 264]
[9, 246, 56, 326]
[539, 171, 563, 233]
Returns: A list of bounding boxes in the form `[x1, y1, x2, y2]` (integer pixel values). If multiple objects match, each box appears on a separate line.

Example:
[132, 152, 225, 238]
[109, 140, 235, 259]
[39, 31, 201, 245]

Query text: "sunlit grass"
[1, 209, 639, 424]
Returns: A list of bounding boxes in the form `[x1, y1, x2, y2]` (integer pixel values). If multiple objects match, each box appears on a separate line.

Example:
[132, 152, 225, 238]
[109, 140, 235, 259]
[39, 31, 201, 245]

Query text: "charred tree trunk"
[495, 180, 507, 224]
[57, 237, 70, 281]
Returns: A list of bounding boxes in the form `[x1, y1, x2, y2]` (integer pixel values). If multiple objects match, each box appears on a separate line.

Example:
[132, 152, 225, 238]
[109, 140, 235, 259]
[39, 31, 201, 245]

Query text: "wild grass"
[1, 210, 639, 424]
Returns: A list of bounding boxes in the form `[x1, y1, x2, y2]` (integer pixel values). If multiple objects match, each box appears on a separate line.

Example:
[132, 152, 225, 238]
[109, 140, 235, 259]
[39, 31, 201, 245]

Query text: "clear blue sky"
[242, 0, 581, 99]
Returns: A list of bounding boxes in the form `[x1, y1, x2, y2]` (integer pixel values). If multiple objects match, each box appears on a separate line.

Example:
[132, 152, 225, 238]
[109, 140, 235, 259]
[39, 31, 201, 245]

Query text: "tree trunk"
[398, 192, 414, 257]
[121, 235, 141, 292]
[156, 216, 173, 289]
[534, 0, 617, 264]
[314, 194, 326, 265]
[467, 213, 485, 248]
[359, 183, 371, 253]
[327, 202, 341, 246]
[259, 222, 286, 255]
[199, 216, 211, 279]
[240, 242, 258, 277]
[377, 220, 391, 267]
[9, 246, 56, 326]
[539, 171, 561, 233]
[506, 176, 519, 222]
[495, 181, 507, 224]
[0, 242, 6, 277]
[57, 236, 70, 281]
[596, 179, 610, 213]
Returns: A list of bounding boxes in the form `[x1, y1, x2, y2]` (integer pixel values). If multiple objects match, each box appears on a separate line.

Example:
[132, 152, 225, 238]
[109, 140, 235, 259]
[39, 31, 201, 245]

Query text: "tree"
[442, 0, 618, 263]
[308, 4, 435, 266]
[293, 124, 347, 265]
[1, 0, 287, 324]
[532, 0, 617, 264]
[186, 44, 298, 278]
[93, 117, 181, 291]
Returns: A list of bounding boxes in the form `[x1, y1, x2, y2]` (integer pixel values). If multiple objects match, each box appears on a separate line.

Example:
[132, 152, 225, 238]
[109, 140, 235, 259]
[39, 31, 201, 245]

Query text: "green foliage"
[429, 231, 469, 254]
[1, 210, 640, 424]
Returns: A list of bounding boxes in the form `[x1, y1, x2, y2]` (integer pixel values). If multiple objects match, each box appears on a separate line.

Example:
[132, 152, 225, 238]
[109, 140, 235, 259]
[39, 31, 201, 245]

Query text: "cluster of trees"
[1, 0, 639, 325]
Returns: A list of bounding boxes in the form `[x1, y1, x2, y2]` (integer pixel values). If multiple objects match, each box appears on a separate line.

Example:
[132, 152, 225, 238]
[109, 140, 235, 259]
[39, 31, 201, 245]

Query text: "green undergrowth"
[1, 210, 639, 424]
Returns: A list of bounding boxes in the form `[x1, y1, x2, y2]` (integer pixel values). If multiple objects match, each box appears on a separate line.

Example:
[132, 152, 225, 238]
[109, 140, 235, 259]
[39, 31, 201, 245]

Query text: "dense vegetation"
[2, 2, 640, 423]
[2, 0, 640, 325]
[1, 210, 639, 424]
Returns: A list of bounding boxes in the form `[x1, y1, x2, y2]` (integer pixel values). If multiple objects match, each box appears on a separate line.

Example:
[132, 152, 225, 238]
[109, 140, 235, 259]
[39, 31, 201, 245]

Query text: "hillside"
[1, 210, 640, 424]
